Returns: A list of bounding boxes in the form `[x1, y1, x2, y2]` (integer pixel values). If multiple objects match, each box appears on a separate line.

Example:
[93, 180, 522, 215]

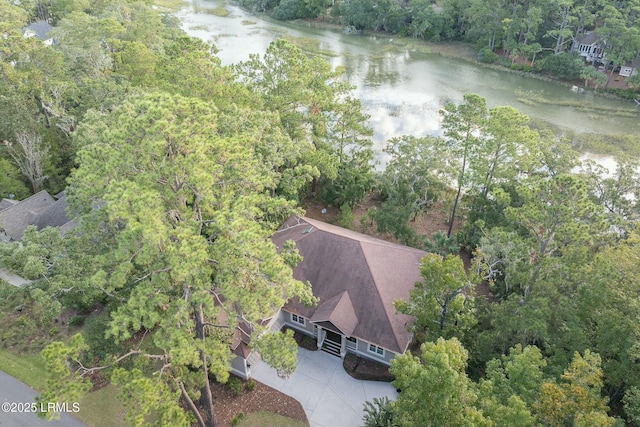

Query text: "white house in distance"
[573, 31, 605, 64]
[619, 59, 639, 77]
[229, 216, 425, 379]
[23, 20, 54, 46]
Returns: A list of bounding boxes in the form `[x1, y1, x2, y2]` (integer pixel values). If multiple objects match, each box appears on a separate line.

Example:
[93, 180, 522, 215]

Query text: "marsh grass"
[516, 89, 639, 118]
[214, 33, 238, 39]
[189, 24, 210, 31]
[571, 133, 640, 157]
[281, 34, 337, 57]
[195, 1, 231, 17]
[208, 5, 231, 16]
[153, 0, 188, 11]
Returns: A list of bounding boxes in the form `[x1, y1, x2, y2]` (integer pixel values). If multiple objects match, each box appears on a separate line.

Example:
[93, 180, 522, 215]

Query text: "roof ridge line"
[0, 190, 51, 213]
[303, 217, 426, 253]
[358, 240, 400, 352]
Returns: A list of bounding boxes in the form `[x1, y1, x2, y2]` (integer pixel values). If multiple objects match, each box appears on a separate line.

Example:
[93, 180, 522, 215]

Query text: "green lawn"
[0, 348, 47, 390]
[78, 385, 127, 427]
[238, 411, 309, 427]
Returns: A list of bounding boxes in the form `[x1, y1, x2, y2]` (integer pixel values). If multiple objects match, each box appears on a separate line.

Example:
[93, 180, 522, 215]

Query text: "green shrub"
[360, 207, 376, 231]
[68, 315, 85, 327]
[607, 88, 640, 100]
[510, 63, 533, 72]
[246, 379, 256, 391]
[228, 377, 243, 396]
[231, 412, 245, 426]
[337, 204, 355, 230]
[83, 314, 125, 363]
[272, 0, 299, 20]
[363, 397, 396, 427]
[477, 47, 498, 64]
[301, 334, 317, 350]
[424, 231, 459, 256]
[539, 52, 583, 80]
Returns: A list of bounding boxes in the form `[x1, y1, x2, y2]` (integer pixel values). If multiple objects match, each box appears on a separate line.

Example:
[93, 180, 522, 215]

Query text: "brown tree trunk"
[194, 307, 217, 427]
[448, 146, 468, 238]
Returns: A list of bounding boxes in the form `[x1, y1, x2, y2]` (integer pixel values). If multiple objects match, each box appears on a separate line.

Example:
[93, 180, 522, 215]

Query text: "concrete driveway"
[251, 348, 398, 427]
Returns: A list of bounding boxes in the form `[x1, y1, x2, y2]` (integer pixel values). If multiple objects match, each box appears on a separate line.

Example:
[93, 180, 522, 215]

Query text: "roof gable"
[310, 291, 358, 337]
[577, 31, 601, 46]
[273, 216, 426, 354]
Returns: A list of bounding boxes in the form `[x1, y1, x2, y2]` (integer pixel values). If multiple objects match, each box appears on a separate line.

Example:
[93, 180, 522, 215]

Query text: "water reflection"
[177, 0, 639, 166]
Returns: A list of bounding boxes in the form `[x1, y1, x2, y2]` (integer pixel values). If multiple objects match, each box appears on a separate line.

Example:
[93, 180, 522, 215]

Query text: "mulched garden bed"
[211, 377, 308, 427]
[343, 353, 395, 382]
[281, 326, 317, 351]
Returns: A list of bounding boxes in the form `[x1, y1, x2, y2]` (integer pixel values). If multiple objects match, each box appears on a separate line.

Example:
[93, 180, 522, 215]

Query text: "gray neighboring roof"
[272, 216, 426, 354]
[0, 199, 19, 211]
[0, 190, 54, 241]
[58, 219, 78, 236]
[24, 21, 53, 40]
[576, 31, 601, 46]
[33, 193, 72, 231]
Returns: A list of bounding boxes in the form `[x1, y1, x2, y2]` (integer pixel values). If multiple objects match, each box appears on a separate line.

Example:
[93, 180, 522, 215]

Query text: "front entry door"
[321, 329, 342, 357]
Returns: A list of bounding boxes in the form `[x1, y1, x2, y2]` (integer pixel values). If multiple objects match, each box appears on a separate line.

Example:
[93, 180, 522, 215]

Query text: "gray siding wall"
[230, 355, 249, 380]
[355, 339, 396, 365]
[281, 309, 316, 336]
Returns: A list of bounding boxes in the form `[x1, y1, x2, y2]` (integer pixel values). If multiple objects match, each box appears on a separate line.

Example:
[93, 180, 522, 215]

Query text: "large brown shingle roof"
[272, 216, 426, 354]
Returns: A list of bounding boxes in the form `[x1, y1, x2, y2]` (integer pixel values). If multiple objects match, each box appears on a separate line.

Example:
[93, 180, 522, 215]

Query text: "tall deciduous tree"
[380, 135, 447, 223]
[390, 337, 489, 427]
[535, 350, 614, 426]
[40, 93, 315, 427]
[395, 254, 476, 342]
[4, 131, 48, 192]
[577, 231, 640, 408]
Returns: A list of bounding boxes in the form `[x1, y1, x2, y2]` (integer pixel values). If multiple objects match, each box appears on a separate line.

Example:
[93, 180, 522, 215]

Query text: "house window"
[368, 344, 385, 357]
[291, 313, 306, 326]
[346, 336, 357, 350]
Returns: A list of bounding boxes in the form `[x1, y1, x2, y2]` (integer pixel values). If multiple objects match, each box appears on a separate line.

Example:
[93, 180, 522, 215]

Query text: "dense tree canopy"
[2, 0, 640, 425]
[42, 92, 317, 427]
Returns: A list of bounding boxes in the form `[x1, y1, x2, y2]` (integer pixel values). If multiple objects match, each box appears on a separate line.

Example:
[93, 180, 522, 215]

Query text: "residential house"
[230, 216, 425, 379]
[230, 216, 425, 380]
[0, 190, 76, 242]
[573, 31, 605, 64]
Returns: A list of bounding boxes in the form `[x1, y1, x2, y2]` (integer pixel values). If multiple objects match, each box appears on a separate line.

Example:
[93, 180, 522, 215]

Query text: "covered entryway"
[321, 329, 342, 357]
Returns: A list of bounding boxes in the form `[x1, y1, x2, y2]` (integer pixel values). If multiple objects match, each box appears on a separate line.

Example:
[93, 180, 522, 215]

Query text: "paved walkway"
[0, 268, 31, 287]
[252, 348, 398, 427]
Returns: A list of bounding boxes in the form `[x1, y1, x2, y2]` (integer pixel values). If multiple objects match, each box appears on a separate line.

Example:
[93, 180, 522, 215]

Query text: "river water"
[176, 0, 639, 166]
